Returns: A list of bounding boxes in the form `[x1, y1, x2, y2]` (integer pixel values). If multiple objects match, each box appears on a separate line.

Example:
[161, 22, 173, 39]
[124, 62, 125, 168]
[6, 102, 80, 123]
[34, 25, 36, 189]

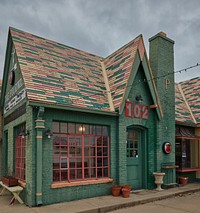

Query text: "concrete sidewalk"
[1, 183, 200, 213]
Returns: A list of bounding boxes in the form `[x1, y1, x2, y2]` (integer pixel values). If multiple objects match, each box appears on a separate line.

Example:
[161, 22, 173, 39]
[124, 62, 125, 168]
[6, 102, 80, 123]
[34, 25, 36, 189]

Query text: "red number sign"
[125, 101, 148, 120]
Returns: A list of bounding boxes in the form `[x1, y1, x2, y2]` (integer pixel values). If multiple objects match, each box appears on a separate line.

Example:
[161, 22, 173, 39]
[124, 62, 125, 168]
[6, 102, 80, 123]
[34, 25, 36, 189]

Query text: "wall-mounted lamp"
[19, 130, 30, 139]
[45, 129, 52, 139]
[135, 95, 143, 102]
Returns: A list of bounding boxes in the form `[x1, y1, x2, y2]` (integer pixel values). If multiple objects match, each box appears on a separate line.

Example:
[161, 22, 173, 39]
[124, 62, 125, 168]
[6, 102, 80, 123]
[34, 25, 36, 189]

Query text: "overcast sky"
[0, 0, 199, 82]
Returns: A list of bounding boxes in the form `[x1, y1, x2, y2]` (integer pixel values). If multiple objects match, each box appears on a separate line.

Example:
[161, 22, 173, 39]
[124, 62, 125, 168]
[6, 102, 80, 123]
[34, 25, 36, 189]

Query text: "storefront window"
[52, 122, 110, 182]
[176, 138, 199, 169]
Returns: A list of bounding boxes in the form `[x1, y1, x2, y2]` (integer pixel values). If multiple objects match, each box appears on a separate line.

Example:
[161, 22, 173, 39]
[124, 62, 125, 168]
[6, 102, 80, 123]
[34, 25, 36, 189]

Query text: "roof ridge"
[179, 76, 200, 84]
[103, 34, 143, 61]
[100, 61, 114, 111]
[177, 83, 197, 124]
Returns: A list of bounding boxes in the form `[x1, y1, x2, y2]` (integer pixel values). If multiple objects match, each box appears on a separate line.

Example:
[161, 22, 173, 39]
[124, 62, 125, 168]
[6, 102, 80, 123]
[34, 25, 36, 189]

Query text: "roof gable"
[3, 27, 162, 116]
[10, 27, 110, 112]
[103, 35, 145, 111]
[176, 77, 200, 124]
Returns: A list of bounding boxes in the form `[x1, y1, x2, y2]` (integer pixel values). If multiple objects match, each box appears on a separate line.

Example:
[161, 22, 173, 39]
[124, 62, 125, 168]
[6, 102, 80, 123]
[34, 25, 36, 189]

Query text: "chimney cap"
[149, 32, 174, 44]
[158, 32, 167, 37]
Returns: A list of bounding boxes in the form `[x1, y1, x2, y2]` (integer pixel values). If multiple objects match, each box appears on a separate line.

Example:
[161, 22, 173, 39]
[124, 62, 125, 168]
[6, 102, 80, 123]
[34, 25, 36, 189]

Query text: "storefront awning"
[176, 126, 200, 140]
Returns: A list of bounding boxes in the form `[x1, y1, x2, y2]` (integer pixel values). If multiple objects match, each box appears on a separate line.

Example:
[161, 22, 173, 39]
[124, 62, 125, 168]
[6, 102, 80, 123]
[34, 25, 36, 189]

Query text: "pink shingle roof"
[10, 27, 144, 112]
[175, 76, 200, 124]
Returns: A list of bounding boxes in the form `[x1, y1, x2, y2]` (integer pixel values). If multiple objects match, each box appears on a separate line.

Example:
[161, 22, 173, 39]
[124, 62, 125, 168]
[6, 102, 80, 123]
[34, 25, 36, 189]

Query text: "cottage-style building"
[175, 77, 200, 182]
[1, 27, 175, 206]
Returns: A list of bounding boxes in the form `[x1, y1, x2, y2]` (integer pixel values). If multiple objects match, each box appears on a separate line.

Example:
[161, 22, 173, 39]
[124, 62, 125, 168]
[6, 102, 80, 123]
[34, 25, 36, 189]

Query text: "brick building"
[175, 77, 200, 182]
[0, 28, 175, 206]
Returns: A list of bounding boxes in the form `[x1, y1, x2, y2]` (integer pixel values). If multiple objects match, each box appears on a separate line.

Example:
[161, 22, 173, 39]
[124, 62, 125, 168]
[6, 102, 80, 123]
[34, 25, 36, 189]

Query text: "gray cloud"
[0, 0, 200, 82]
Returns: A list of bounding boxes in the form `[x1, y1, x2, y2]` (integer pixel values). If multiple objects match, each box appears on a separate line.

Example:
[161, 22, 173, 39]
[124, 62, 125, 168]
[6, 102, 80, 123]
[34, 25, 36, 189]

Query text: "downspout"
[35, 107, 45, 206]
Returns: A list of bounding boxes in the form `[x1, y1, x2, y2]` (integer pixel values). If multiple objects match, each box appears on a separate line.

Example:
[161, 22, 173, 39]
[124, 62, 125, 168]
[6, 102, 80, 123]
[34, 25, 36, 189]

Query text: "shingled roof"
[8, 27, 144, 113]
[175, 76, 200, 125]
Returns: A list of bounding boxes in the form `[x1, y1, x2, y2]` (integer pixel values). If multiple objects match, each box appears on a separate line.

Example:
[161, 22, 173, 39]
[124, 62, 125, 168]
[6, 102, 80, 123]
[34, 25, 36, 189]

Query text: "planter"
[153, 172, 165, 191]
[2, 176, 18, 187]
[111, 185, 121, 196]
[121, 188, 131, 198]
[179, 176, 188, 185]
[122, 184, 132, 191]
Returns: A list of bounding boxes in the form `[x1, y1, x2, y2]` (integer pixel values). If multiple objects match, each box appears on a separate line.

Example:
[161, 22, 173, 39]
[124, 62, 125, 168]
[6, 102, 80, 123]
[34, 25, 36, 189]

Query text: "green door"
[126, 128, 143, 189]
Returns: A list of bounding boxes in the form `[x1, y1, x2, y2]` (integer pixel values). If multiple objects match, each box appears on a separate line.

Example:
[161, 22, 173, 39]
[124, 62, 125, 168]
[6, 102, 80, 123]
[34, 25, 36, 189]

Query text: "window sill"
[176, 168, 200, 172]
[51, 178, 113, 188]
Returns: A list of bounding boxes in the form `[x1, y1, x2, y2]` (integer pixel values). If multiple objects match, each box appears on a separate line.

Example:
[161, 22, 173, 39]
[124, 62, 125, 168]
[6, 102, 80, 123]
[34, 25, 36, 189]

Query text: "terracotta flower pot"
[122, 185, 132, 191]
[121, 188, 131, 198]
[179, 176, 188, 185]
[111, 185, 121, 196]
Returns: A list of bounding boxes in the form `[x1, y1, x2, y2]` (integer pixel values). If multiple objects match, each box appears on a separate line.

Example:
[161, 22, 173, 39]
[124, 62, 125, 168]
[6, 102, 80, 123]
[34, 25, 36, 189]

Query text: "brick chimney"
[149, 32, 175, 171]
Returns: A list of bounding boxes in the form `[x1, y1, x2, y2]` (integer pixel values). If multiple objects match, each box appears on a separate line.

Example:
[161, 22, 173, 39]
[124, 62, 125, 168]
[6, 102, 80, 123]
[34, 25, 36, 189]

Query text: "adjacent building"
[175, 77, 200, 182]
[0, 28, 175, 206]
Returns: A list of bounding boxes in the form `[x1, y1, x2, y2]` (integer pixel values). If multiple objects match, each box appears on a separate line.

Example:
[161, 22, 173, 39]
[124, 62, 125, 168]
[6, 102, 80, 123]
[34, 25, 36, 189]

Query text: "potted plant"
[111, 185, 121, 196]
[179, 176, 188, 185]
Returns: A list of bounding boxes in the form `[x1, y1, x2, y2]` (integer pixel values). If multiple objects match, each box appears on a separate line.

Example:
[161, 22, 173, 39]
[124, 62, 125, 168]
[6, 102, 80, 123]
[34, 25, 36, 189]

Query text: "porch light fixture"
[135, 95, 143, 102]
[19, 130, 30, 138]
[45, 129, 52, 139]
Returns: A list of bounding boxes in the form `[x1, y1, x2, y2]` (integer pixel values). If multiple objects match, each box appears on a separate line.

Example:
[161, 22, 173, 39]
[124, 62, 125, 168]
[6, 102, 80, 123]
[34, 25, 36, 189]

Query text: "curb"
[78, 187, 200, 213]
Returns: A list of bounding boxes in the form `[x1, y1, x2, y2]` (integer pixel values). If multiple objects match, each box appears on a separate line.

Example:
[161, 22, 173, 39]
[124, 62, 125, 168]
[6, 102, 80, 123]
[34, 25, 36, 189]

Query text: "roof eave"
[27, 100, 118, 116]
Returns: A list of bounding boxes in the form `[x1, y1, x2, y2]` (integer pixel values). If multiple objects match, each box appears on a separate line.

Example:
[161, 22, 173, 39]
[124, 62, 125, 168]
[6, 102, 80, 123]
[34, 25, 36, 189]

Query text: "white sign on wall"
[4, 88, 26, 114]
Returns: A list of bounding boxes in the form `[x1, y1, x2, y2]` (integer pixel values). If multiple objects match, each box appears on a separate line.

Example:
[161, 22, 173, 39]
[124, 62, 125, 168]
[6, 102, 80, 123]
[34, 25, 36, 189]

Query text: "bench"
[0, 181, 24, 205]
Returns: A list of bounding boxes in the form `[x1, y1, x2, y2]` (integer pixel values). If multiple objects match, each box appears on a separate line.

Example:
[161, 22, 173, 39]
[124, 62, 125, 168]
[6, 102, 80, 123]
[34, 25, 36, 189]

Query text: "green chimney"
[149, 32, 175, 177]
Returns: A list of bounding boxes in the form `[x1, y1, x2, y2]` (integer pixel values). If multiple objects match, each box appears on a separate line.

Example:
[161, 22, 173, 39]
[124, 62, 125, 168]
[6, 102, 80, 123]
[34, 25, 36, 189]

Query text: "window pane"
[61, 170, 68, 181]
[61, 158, 68, 168]
[97, 168, 102, 178]
[96, 126, 102, 135]
[52, 122, 59, 132]
[90, 168, 96, 178]
[102, 126, 108, 136]
[103, 136, 108, 146]
[90, 125, 96, 134]
[60, 123, 68, 133]
[53, 170, 60, 181]
[77, 169, 82, 179]
[84, 136, 89, 146]
[68, 123, 75, 133]
[70, 169, 75, 180]
[84, 125, 89, 134]
[103, 168, 108, 177]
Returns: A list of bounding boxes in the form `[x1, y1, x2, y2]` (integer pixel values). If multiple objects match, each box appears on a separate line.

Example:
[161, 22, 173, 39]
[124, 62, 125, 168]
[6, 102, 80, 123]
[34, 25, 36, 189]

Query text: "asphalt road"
[110, 191, 200, 213]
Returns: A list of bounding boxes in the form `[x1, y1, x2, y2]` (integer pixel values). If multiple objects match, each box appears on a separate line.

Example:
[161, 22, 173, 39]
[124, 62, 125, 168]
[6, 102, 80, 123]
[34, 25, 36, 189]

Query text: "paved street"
[1, 183, 200, 213]
[111, 191, 200, 213]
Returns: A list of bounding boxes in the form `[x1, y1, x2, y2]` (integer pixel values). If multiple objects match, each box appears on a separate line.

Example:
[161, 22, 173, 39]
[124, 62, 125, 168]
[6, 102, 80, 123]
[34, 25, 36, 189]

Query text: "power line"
[70, 62, 200, 105]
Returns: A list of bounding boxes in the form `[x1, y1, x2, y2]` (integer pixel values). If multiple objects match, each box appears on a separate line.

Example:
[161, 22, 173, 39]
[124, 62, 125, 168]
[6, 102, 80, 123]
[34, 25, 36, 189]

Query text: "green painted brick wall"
[118, 64, 158, 189]
[41, 108, 118, 205]
[3, 103, 36, 206]
[149, 33, 175, 183]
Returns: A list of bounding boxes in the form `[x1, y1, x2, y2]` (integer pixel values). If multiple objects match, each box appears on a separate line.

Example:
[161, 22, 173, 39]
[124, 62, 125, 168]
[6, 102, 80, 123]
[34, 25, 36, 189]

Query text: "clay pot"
[179, 176, 188, 185]
[111, 185, 121, 196]
[122, 185, 132, 191]
[121, 188, 131, 198]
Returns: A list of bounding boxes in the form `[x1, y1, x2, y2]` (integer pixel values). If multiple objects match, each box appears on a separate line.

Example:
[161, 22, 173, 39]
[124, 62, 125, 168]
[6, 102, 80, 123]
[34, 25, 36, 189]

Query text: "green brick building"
[1, 28, 175, 206]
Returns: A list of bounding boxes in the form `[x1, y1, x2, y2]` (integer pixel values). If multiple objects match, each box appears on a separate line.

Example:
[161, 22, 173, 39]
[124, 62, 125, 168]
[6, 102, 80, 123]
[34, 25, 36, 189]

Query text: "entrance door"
[126, 128, 143, 189]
